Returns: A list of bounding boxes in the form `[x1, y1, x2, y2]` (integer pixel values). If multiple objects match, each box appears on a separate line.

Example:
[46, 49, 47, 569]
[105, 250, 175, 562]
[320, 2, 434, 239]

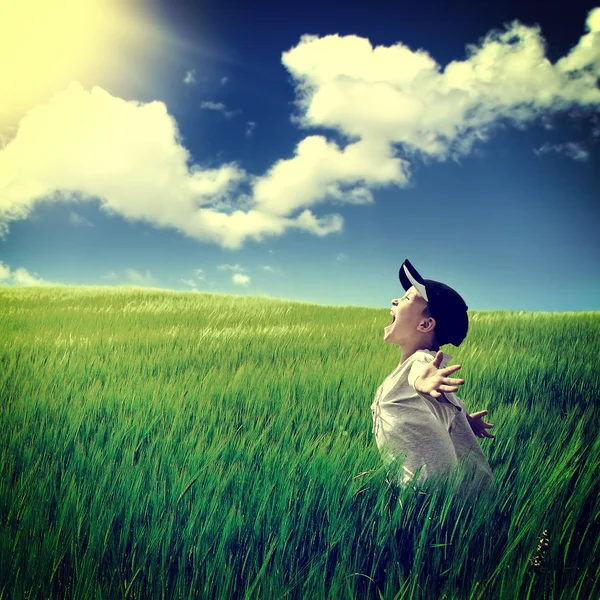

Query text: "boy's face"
[384, 285, 430, 344]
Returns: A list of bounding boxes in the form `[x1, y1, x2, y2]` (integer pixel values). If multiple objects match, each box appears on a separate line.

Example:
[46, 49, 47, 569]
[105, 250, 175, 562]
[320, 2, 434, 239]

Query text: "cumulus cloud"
[184, 69, 196, 85]
[247, 8, 600, 224]
[100, 268, 155, 285]
[232, 273, 250, 286]
[123, 268, 154, 284]
[246, 121, 256, 137]
[279, 7, 600, 164]
[252, 136, 399, 216]
[182, 268, 214, 289]
[181, 278, 198, 289]
[217, 263, 245, 272]
[200, 101, 240, 118]
[200, 100, 226, 111]
[1, 9, 599, 250]
[0, 262, 10, 281]
[0, 260, 53, 286]
[0, 83, 338, 249]
[534, 141, 590, 161]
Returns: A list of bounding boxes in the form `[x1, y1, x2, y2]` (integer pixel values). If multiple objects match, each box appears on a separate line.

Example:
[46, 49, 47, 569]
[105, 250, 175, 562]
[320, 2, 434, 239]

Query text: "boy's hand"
[414, 350, 465, 399]
[467, 410, 495, 438]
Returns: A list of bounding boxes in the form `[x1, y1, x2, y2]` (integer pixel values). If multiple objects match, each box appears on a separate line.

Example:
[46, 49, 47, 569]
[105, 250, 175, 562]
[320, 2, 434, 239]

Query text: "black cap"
[399, 259, 469, 347]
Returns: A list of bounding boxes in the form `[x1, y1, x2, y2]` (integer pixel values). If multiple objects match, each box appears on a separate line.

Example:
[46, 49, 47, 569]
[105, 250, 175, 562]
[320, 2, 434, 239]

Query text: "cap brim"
[399, 259, 428, 301]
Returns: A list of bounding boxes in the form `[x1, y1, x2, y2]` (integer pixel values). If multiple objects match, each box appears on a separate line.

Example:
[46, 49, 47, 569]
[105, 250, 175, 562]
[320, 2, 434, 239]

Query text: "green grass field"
[1, 286, 599, 599]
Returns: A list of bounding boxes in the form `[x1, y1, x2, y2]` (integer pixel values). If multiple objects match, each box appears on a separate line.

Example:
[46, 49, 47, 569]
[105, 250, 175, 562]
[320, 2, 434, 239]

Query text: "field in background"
[1, 286, 599, 599]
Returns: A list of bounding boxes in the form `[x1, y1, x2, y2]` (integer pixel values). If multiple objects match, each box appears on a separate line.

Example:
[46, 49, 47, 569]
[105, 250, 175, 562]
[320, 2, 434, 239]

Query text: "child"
[371, 259, 497, 498]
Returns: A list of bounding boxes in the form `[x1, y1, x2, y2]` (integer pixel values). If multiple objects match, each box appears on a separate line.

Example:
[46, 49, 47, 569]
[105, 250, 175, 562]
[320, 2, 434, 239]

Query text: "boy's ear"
[420, 317, 436, 333]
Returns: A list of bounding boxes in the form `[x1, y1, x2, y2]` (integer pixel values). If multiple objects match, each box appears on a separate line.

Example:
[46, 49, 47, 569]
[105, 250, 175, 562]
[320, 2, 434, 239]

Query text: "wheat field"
[1, 286, 599, 599]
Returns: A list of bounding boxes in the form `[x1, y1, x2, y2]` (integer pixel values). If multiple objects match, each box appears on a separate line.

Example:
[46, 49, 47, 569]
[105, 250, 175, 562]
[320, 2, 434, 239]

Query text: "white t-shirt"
[371, 349, 496, 495]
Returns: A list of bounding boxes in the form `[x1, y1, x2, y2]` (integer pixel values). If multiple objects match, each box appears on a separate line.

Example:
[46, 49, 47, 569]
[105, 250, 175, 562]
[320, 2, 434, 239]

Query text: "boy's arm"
[410, 351, 465, 398]
[410, 352, 496, 439]
[450, 395, 495, 439]
[466, 410, 496, 438]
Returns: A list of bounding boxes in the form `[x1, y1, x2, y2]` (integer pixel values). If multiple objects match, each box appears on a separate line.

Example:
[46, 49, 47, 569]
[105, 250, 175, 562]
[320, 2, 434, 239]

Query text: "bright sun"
[0, 0, 168, 146]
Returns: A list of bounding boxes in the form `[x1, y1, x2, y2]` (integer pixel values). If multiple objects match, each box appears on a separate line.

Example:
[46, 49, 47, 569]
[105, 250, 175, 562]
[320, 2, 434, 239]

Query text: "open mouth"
[388, 311, 395, 326]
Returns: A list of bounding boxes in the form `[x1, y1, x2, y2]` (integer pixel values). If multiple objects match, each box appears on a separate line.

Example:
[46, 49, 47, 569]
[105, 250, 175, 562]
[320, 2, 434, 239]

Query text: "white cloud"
[232, 273, 250, 286]
[12, 268, 48, 286]
[336, 252, 346, 261]
[246, 121, 256, 137]
[238, 8, 600, 228]
[68, 210, 94, 227]
[200, 100, 226, 111]
[193, 268, 205, 280]
[100, 268, 154, 285]
[217, 263, 244, 272]
[200, 100, 240, 118]
[123, 268, 154, 284]
[221, 76, 228, 85]
[279, 7, 600, 163]
[252, 136, 397, 216]
[181, 278, 198, 289]
[183, 273, 215, 289]
[1, 10, 599, 251]
[0, 262, 10, 281]
[0, 83, 339, 249]
[184, 69, 196, 84]
[534, 141, 590, 161]
[0, 260, 53, 286]
[261, 264, 283, 274]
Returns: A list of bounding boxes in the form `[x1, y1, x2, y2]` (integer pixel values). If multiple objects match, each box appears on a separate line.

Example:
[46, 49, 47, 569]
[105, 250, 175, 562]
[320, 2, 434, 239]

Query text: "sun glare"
[0, 0, 167, 146]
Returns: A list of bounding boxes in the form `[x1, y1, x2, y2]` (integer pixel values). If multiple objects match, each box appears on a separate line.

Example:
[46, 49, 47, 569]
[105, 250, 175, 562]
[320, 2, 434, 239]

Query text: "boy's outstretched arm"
[466, 411, 495, 438]
[413, 350, 464, 398]
[415, 351, 496, 439]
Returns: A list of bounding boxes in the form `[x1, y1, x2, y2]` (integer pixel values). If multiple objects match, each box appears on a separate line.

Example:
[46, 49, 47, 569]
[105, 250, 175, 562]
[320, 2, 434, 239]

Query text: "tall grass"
[1, 286, 599, 599]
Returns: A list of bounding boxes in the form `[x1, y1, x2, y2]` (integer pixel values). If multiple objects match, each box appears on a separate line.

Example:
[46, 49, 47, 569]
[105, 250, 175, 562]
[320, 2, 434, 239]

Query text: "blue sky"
[0, 0, 598, 311]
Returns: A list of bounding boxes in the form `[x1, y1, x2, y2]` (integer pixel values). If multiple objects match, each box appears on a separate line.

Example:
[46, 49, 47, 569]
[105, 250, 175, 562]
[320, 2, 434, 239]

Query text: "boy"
[371, 259, 497, 498]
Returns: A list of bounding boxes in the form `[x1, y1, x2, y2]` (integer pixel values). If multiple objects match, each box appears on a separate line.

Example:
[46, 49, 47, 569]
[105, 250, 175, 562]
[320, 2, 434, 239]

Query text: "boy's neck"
[399, 341, 440, 366]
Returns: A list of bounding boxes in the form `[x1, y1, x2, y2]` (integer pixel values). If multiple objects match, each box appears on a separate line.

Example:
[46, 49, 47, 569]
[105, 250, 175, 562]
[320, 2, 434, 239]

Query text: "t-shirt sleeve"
[450, 393, 467, 411]
[407, 352, 435, 391]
